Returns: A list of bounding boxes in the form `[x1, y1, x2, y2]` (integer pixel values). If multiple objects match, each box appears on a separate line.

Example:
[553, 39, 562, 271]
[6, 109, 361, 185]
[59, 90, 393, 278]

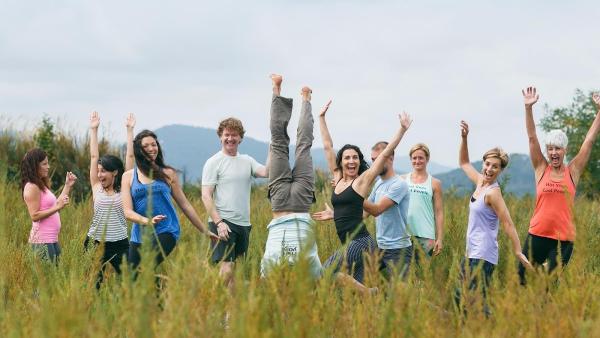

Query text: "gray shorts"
[31, 242, 61, 263]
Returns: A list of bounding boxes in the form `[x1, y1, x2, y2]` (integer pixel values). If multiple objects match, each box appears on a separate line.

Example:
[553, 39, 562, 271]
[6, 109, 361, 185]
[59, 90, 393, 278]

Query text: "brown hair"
[483, 147, 509, 169]
[217, 118, 245, 138]
[371, 141, 394, 156]
[20, 148, 50, 192]
[409, 143, 430, 160]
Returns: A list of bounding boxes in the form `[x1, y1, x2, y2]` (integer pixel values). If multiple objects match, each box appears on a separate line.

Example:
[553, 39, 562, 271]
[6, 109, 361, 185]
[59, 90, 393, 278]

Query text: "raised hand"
[319, 99, 332, 117]
[522, 86, 539, 107]
[312, 203, 334, 221]
[399, 111, 412, 131]
[593, 93, 600, 110]
[90, 111, 100, 129]
[460, 120, 469, 138]
[126, 112, 136, 130]
[65, 172, 78, 187]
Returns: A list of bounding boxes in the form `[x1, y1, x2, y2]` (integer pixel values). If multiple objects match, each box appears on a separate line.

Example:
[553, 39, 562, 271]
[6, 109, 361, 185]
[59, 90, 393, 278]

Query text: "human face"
[220, 128, 241, 155]
[141, 136, 159, 161]
[370, 149, 390, 176]
[410, 149, 429, 172]
[342, 148, 360, 178]
[546, 145, 566, 168]
[481, 157, 502, 184]
[37, 157, 50, 178]
[97, 164, 117, 190]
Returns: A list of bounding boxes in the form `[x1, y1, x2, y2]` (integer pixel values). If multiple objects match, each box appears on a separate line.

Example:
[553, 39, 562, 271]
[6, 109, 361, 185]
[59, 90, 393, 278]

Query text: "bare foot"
[301, 86, 312, 102]
[271, 74, 282, 96]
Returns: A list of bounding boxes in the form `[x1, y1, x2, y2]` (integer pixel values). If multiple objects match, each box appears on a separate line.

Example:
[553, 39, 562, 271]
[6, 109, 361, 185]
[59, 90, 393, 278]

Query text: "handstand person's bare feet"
[301, 86, 312, 102]
[271, 74, 282, 96]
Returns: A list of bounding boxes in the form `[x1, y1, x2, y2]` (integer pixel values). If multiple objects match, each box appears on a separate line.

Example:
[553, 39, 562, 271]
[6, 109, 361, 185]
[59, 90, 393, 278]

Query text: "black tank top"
[331, 181, 370, 243]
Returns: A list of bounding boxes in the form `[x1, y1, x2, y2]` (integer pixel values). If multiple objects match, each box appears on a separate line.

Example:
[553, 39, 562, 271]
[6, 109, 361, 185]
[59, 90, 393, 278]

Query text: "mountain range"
[155, 124, 536, 196]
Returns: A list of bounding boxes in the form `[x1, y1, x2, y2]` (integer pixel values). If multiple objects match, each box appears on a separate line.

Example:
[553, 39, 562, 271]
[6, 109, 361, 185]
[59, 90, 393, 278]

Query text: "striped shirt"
[87, 188, 128, 242]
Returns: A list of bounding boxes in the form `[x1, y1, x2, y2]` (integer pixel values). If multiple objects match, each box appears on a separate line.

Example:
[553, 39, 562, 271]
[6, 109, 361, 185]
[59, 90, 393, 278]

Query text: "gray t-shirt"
[368, 175, 412, 249]
[201, 151, 263, 226]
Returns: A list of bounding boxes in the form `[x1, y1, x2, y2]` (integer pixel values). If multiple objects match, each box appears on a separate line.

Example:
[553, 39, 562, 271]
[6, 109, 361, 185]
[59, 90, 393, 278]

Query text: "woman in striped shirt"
[84, 111, 135, 288]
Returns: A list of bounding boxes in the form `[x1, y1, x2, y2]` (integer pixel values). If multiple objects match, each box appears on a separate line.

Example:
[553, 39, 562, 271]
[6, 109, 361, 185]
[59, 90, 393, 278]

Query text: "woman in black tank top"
[313, 104, 413, 293]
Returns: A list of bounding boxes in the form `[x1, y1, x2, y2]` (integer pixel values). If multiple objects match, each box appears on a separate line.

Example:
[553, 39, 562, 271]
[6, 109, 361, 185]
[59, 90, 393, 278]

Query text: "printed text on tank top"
[537, 166, 575, 187]
[408, 173, 430, 196]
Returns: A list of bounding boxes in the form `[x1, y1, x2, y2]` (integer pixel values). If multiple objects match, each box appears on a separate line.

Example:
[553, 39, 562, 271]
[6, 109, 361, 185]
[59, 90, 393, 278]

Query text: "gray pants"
[31, 242, 61, 263]
[268, 94, 315, 212]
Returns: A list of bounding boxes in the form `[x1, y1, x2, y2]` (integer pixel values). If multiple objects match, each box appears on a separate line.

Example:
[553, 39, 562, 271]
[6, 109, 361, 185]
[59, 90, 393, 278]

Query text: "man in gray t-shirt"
[363, 141, 413, 280]
[201, 118, 268, 292]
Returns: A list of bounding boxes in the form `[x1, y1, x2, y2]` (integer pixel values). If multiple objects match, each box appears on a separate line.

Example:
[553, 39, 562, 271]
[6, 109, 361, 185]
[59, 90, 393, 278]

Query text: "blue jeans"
[31, 242, 61, 264]
[454, 258, 495, 316]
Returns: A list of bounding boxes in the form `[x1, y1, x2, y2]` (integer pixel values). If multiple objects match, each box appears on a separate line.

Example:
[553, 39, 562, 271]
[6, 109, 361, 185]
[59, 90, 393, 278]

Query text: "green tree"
[540, 89, 600, 197]
[33, 115, 56, 164]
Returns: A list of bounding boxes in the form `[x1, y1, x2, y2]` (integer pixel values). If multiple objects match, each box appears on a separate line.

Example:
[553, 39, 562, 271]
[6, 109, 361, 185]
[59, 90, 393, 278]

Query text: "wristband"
[215, 219, 225, 226]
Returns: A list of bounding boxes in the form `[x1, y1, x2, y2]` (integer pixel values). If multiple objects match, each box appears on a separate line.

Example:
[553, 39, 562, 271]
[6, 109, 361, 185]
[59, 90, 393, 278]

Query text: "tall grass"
[2, 173, 600, 337]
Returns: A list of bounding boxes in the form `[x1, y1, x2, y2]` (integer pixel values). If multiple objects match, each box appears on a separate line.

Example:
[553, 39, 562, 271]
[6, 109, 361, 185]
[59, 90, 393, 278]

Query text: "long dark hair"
[98, 155, 125, 192]
[335, 144, 370, 176]
[20, 148, 50, 192]
[133, 130, 171, 183]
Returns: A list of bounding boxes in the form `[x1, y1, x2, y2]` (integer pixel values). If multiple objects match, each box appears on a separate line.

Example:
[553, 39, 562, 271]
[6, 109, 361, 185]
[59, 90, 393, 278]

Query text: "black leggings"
[518, 233, 574, 285]
[128, 232, 177, 271]
[84, 237, 129, 289]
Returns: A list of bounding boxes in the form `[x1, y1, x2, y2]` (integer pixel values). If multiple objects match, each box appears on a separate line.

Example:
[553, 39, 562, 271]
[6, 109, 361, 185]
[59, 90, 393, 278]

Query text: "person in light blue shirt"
[363, 141, 413, 280]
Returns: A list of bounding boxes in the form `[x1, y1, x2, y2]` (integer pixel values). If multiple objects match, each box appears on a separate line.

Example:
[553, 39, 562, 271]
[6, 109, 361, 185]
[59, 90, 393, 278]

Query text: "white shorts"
[260, 213, 322, 278]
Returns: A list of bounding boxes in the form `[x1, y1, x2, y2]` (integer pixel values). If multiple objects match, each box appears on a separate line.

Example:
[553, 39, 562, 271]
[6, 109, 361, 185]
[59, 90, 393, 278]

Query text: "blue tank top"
[130, 168, 180, 243]
[466, 182, 499, 265]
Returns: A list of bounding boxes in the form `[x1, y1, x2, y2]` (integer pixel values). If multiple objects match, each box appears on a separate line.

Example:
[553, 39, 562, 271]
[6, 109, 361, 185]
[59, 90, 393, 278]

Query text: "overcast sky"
[1, 0, 599, 167]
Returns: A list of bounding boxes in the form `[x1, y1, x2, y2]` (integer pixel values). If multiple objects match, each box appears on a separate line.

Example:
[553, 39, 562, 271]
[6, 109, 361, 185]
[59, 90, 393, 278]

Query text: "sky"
[1, 0, 599, 167]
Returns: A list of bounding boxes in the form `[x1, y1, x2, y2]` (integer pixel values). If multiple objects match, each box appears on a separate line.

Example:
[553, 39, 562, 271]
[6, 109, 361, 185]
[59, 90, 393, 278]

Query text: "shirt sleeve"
[384, 179, 408, 204]
[249, 156, 263, 177]
[201, 157, 218, 186]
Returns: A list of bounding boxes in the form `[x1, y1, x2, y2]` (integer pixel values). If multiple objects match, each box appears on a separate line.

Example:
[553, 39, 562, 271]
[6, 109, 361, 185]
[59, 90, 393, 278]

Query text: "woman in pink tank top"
[519, 88, 600, 284]
[21, 148, 77, 263]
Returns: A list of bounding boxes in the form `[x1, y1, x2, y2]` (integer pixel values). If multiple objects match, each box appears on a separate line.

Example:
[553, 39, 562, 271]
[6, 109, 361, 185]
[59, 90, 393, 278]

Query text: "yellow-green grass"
[1, 176, 600, 337]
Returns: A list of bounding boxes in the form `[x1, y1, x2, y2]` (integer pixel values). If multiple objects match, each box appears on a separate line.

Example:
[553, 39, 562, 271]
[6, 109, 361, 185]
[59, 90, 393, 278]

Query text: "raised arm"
[522, 87, 546, 179]
[568, 93, 600, 185]
[167, 169, 219, 240]
[89, 111, 100, 190]
[125, 113, 136, 171]
[459, 120, 480, 185]
[318, 100, 339, 179]
[432, 177, 444, 256]
[355, 112, 412, 196]
[488, 189, 532, 269]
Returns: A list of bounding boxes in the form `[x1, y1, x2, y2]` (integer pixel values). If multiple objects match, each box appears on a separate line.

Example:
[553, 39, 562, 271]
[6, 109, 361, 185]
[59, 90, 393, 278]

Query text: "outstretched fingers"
[592, 93, 600, 108]
[522, 86, 539, 106]
[399, 111, 412, 130]
[320, 99, 333, 117]
[126, 112, 136, 129]
[90, 111, 100, 129]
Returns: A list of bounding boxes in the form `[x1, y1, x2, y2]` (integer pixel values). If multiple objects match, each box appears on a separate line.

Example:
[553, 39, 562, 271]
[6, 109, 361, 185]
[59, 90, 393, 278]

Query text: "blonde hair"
[409, 143, 430, 160]
[217, 117, 245, 138]
[482, 147, 509, 169]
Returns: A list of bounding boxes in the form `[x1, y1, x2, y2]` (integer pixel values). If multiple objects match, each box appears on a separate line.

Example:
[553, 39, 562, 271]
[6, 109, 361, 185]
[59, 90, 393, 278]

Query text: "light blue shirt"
[368, 175, 412, 250]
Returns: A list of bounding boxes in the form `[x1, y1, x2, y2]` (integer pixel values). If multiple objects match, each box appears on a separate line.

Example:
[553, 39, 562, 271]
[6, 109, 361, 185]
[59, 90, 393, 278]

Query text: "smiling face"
[546, 144, 566, 169]
[37, 157, 50, 178]
[481, 157, 502, 184]
[342, 148, 360, 178]
[97, 164, 117, 189]
[141, 136, 159, 161]
[220, 127, 242, 155]
[410, 149, 429, 172]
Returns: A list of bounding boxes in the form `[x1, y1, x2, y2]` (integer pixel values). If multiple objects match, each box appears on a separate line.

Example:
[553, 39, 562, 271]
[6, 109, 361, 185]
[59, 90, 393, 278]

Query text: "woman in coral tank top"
[519, 87, 600, 284]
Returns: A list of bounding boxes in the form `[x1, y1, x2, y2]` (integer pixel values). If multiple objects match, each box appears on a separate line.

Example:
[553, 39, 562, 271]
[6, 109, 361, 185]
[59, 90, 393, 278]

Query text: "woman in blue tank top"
[313, 104, 412, 295]
[121, 130, 219, 271]
[455, 120, 531, 315]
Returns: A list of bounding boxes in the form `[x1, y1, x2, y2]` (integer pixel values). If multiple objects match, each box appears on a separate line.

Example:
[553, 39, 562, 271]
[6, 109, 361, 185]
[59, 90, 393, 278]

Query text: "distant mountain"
[154, 124, 453, 183]
[436, 153, 536, 196]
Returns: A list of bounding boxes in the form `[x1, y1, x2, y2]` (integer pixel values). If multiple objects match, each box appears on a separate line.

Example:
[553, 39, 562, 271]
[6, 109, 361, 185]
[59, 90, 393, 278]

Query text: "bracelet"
[215, 219, 225, 226]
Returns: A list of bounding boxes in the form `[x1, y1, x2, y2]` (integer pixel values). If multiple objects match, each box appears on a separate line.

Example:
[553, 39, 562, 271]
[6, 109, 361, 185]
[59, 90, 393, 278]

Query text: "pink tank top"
[529, 165, 576, 241]
[28, 185, 62, 243]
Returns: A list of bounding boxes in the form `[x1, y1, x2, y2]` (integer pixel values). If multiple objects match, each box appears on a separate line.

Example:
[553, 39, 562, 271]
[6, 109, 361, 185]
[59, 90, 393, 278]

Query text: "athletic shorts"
[209, 220, 251, 263]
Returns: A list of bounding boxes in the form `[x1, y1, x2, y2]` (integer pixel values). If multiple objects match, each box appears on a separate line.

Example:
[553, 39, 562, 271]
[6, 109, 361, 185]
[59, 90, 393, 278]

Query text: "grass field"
[1, 168, 600, 337]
